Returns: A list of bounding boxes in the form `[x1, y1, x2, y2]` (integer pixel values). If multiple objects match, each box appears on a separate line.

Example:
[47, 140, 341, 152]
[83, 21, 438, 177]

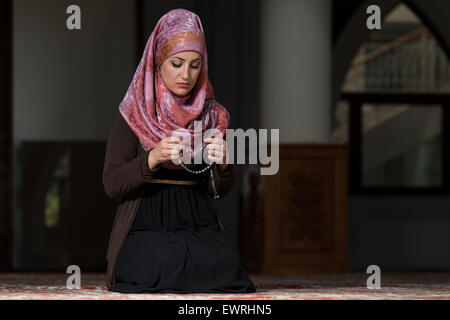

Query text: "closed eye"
[171, 60, 201, 69]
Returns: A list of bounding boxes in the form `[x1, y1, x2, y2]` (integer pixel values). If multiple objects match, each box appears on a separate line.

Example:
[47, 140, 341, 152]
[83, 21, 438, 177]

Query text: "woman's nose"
[181, 66, 190, 80]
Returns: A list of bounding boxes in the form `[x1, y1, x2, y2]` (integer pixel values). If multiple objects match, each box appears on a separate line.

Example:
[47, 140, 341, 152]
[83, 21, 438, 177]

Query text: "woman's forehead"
[169, 51, 202, 60]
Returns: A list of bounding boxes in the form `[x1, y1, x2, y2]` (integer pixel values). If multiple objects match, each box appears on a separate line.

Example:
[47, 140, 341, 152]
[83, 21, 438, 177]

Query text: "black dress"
[109, 165, 256, 293]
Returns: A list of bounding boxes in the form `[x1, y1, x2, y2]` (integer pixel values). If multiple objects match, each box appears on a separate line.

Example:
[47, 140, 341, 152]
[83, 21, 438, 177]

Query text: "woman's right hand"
[148, 136, 182, 169]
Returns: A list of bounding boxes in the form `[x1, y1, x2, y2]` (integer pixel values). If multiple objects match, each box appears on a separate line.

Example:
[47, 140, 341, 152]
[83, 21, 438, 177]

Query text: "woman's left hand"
[204, 136, 228, 170]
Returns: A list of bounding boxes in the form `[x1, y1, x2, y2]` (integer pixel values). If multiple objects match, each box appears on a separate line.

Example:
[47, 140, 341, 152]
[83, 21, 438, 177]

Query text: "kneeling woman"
[102, 8, 255, 293]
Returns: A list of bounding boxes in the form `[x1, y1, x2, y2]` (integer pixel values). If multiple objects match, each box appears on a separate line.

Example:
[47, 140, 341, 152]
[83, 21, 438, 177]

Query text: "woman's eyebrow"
[172, 57, 202, 62]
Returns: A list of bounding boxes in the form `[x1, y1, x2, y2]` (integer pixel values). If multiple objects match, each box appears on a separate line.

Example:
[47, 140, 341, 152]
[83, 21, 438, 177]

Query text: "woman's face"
[159, 51, 202, 97]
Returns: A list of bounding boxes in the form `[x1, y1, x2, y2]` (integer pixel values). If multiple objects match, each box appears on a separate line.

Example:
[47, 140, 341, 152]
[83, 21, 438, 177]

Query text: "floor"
[0, 272, 449, 300]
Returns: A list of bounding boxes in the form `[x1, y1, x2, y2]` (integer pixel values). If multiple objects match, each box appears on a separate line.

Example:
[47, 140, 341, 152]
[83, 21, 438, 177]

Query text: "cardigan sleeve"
[102, 112, 160, 200]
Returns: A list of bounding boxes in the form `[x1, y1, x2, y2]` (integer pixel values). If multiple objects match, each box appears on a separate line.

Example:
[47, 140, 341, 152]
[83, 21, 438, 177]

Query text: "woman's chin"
[173, 88, 192, 97]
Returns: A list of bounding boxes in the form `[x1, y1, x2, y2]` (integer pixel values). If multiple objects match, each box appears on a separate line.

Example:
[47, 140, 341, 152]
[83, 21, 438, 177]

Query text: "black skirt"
[109, 166, 256, 293]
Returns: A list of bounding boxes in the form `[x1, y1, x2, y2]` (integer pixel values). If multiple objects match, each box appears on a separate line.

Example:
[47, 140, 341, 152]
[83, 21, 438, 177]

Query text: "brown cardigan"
[102, 112, 236, 289]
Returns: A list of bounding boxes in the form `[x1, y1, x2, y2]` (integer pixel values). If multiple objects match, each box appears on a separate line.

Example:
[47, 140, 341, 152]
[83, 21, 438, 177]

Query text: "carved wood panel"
[240, 144, 348, 274]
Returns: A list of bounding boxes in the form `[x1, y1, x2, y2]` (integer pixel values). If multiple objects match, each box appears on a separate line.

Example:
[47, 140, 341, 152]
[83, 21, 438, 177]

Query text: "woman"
[102, 8, 255, 293]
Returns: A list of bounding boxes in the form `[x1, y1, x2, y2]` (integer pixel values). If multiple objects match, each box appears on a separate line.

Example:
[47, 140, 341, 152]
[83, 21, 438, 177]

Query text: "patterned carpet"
[0, 272, 449, 300]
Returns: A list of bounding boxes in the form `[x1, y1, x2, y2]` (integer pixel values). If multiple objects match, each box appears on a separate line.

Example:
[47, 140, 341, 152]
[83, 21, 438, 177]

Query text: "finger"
[165, 136, 181, 144]
[208, 154, 224, 164]
[168, 148, 182, 160]
[213, 139, 225, 148]
[205, 136, 223, 143]
[162, 151, 172, 158]
[165, 144, 182, 152]
[165, 146, 181, 155]
[204, 137, 221, 144]
[206, 141, 223, 149]
[209, 146, 225, 157]
[203, 138, 212, 144]
[208, 149, 223, 158]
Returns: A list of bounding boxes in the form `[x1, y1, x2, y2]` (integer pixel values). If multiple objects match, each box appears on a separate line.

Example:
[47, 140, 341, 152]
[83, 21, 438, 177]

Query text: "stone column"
[260, 0, 331, 143]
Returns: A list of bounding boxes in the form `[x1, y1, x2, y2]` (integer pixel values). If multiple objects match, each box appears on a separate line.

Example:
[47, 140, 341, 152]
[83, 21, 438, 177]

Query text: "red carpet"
[0, 272, 449, 300]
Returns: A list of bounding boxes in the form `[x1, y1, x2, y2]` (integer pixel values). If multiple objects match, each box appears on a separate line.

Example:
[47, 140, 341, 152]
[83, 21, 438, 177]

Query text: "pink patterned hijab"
[119, 9, 230, 169]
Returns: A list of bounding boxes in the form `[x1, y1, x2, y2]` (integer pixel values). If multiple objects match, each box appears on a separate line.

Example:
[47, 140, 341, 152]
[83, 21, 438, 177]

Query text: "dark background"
[1, 0, 450, 273]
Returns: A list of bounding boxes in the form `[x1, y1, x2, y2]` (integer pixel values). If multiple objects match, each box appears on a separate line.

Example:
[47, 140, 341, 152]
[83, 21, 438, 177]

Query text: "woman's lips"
[177, 83, 189, 88]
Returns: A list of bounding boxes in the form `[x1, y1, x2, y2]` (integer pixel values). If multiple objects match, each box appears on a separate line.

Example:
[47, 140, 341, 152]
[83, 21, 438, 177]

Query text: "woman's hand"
[148, 136, 182, 169]
[204, 136, 229, 171]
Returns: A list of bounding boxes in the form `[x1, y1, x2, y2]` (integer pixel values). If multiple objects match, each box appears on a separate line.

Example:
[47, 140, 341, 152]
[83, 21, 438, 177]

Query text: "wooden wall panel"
[241, 144, 349, 274]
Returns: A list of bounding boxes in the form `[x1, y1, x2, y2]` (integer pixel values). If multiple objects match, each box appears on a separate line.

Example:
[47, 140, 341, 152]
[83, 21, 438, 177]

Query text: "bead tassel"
[209, 166, 220, 199]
